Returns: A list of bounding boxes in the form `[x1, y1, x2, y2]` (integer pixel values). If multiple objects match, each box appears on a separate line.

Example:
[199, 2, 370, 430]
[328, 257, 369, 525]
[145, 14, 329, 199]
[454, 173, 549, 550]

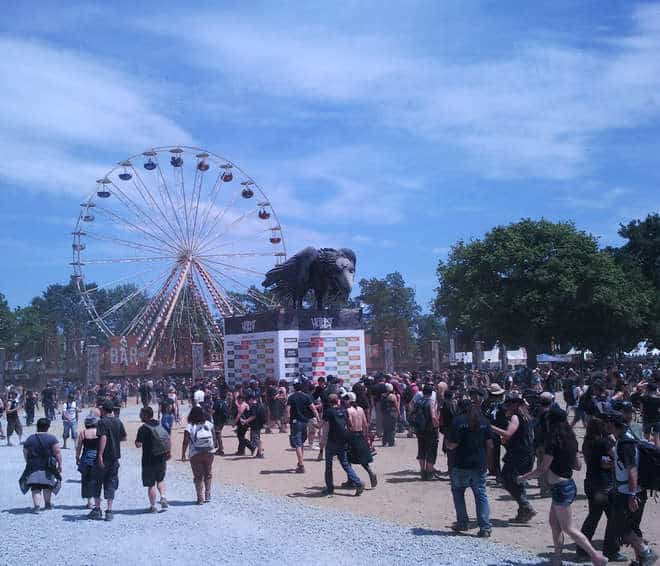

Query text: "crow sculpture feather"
[262, 247, 356, 310]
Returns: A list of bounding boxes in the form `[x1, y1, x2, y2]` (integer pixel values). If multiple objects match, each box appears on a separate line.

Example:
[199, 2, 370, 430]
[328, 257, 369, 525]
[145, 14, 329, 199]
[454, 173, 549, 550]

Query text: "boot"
[317, 448, 324, 461]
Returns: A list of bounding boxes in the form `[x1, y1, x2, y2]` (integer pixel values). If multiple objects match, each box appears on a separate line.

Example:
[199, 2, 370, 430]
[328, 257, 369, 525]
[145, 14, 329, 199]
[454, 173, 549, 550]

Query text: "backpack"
[192, 423, 214, 451]
[411, 398, 431, 433]
[623, 439, 660, 492]
[147, 423, 170, 457]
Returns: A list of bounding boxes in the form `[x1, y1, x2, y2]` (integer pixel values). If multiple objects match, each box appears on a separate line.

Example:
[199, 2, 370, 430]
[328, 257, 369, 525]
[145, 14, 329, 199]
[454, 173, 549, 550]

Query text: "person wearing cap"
[90, 400, 127, 521]
[606, 411, 657, 566]
[519, 406, 607, 566]
[76, 413, 100, 510]
[491, 393, 537, 522]
[483, 383, 506, 483]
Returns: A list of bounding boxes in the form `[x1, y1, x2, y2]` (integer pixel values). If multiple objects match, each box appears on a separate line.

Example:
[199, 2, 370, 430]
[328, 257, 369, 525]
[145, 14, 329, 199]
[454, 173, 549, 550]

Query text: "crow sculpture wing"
[262, 247, 356, 310]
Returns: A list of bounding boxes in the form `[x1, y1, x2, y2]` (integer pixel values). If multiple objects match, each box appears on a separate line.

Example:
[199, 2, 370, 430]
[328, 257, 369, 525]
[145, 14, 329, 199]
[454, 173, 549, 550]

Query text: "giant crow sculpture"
[262, 247, 356, 310]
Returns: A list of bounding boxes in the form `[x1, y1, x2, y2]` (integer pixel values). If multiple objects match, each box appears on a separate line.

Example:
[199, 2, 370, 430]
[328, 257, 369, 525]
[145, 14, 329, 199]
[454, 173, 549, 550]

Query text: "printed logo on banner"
[311, 352, 324, 357]
[312, 361, 325, 367]
[348, 336, 360, 341]
[348, 346, 360, 351]
[324, 347, 337, 352]
[337, 351, 348, 357]
[227, 350, 235, 356]
[285, 363, 299, 368]
[298, 341, 311, 348]
[241, 320, 256, 333]
[338, 370, 350, 375]
[338, 361, 350, 366]
[324, 356, 337, 362]
[336, 341, 348, 347]
[227, 360, 235, 368]
[266, 358, 274, 363]
[284, 348, 298, 358]
[285, 372, 300, 377]
[349, 355, 361, 360]
[299, 357, 312, 363]
[349, 365, 362, 370]
[265, 348, 274, 354]
[323, 336, 337, 342]
[257, 354, 266, 359]
[312, 371, 326, 377]
[311, 316, 333, 330]
[241, 364, 250, 369]
[284, 337, 298, 343]
[266, 368, 274, 374]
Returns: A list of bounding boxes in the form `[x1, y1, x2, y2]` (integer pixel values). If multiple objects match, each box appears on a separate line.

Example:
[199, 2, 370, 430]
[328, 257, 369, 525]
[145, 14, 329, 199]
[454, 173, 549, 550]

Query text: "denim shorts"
[551, 479, 577, 507]
[289, 420, 308, 448]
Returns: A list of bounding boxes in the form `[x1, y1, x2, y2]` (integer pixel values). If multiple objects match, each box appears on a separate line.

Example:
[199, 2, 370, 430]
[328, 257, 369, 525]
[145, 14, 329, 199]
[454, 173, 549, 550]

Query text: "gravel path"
[0, 409, 548, 566]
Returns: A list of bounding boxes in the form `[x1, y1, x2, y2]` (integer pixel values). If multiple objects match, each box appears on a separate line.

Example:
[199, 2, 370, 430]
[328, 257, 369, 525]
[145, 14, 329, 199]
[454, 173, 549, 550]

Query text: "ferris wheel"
[71, 145, 286, 370]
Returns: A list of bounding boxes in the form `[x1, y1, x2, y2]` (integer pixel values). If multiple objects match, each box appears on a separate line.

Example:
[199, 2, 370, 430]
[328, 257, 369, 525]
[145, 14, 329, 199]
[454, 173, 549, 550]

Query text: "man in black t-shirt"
[632, 381, 660, 446]
[5, 391, 22, 446]
[90, 400, 127, 521]
[287, 380, 319, 473]
[135, 406, 170, 513]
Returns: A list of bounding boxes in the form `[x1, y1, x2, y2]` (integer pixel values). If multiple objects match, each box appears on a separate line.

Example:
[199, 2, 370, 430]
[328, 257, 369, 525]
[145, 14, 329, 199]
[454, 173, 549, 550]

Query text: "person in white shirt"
[62, 394, 78, 449]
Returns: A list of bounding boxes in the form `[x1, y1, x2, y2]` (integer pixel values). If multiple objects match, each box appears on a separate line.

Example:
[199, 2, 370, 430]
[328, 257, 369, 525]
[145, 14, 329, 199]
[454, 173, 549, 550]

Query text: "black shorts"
[142, 461, 167, 487]
[416, 430, 439, 463]
[99, 460, 120, 500]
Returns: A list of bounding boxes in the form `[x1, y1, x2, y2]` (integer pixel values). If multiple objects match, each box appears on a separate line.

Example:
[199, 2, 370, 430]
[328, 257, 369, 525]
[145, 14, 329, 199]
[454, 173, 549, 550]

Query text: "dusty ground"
[115, 402, 658, 563]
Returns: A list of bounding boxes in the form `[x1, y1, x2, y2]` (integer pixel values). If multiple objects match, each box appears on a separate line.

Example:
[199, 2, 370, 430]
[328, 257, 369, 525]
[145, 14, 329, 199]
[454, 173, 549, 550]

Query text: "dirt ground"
[121, 403, 659, 562]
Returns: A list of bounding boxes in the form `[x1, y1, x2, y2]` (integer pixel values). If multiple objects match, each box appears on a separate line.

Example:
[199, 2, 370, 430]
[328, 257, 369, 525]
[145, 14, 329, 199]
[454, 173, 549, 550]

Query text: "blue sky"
[1, 1, 659, 311]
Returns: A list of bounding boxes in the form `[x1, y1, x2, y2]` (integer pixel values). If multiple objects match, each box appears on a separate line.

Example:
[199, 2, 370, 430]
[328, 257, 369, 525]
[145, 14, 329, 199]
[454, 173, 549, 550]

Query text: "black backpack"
[147, 423, 170, 457]
[411, 398, 431, 433]
[637, 440, 660, 492]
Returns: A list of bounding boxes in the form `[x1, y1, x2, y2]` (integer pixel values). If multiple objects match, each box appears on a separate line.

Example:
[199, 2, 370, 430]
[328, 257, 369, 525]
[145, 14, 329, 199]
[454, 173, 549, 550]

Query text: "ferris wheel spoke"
[128, 166, 185, 249]
[155, 161, 188, 248]
[94, 205, 179, 253]
[83, 232, 171, 256]
[82, 267, 157, 294]
[197, 251, 277, 259]
[200, 228, 272, 252]
[90, 268, 170, 324]
[203, 263, 274, 308]
[193, 261, 238, 317]
[131, 265, 181, 338]
[195, 187, 242, 250]
[198, 257, 266, 276]
[173, 165, 192, 249]
[198, 205, 260, 253]
[108, 181, 180, 251]
[83, 256, 176, 265]
[192, 171, 224, 248]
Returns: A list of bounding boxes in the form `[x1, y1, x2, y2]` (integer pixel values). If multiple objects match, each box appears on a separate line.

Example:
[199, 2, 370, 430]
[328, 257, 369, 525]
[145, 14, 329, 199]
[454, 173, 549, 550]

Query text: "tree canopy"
[435, 218, 653, 364]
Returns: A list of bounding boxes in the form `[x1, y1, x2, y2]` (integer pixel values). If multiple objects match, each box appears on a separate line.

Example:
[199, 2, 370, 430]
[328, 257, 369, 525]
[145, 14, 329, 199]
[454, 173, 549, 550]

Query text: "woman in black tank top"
[76, 415, 100, 509]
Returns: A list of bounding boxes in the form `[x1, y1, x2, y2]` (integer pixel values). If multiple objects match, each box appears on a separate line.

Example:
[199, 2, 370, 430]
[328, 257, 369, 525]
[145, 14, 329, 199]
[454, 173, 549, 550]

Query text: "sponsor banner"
[225, 309, 363, 334]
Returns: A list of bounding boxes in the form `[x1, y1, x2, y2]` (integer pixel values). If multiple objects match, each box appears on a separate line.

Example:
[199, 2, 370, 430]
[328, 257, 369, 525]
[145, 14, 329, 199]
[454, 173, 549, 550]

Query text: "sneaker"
[196, 499, 204, 505]
[255, 453, 265, 459]
[369, 472, 378, 488]
[640, 548, 658, 566]
[320, 488, 334, 496]
[295, 464, 305, 474]
[32, 506, 40, 514]
[451, 523, 469, 533]
[575, 549, 590, 562]
[148, 506, 158, 514]
[104, 510, 114, 522]
[511, 508, 536, 523]
[215, 450, 224, 456]
[355, 484, 365, 496]
[44, 503, 53, 510]
[159, 498, 169, 510]
[341, 480, 357, 489]
[87, 507, 103, 520]
[477, 529, 492, 538]
[603, 552, 627, 562]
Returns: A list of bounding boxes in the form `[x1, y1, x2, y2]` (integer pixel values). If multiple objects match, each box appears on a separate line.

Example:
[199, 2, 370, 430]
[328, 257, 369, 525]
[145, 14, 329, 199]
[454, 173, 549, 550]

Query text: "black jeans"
[382, 413, 396, 446]
[501, 455, 534, 511]
[236, 425, 254, 454]
[580, 482, 619, 556]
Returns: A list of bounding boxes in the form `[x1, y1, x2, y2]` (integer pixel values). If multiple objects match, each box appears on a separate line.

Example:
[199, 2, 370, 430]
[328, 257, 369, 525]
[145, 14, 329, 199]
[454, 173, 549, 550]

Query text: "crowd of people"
[2, 361, 659, 566]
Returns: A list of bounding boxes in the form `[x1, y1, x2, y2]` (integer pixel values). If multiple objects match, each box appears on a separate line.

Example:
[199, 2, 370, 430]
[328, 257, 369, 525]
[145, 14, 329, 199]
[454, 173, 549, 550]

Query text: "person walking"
[135, 406, 170, 513]
[344, 392, 377, 487]
[6, 391, 23, 446]
[446, 398, 493, 537]
[89, 400, 127, 521]
[240, 394, 266, 458]
[519, 406, 607, 566]
[181, 406, 215, 504]
[233, 394, 254, 456]
[19, 418, 62, 513]
[411, 383, 440, 480]
[76, 413, 100, 509]
[61, 394, 79, 450]
[24, 390, 37, 427]
[287, 380, 319, 473]
[381, 383, 399, 447]
[578, 417, 622, 562]
[322, 394, 364, 497]
[492, 393, 537, 522]
[212, 390, 230, 456]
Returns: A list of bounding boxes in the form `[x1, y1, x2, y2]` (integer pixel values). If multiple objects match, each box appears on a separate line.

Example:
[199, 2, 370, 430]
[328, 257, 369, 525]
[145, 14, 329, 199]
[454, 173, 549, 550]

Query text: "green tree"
[0, 292, 15, 348]
[357, 272, 421, 359]
[610, 213, 660, 345]
[435, 219, 652, 365]
[416, 313, 449, 350]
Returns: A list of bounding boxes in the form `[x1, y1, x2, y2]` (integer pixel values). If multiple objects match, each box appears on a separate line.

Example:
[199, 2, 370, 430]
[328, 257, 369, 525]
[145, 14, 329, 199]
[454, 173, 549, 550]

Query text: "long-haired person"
[519, 406, 607, 566]
[579, 417, 621, 561]
[491, 393, 536, 522]
[181, 406, 215, 504]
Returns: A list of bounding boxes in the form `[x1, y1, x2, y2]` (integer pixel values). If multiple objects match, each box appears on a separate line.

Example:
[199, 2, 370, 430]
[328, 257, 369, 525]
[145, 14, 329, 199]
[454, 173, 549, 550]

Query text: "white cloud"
[0, 36, 192, 195]
[138, 5, 660, 180]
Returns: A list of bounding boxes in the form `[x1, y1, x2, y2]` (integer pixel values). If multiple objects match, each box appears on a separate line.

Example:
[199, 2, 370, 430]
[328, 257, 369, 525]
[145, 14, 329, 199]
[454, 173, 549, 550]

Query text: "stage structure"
[224, 309, 366, 386]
